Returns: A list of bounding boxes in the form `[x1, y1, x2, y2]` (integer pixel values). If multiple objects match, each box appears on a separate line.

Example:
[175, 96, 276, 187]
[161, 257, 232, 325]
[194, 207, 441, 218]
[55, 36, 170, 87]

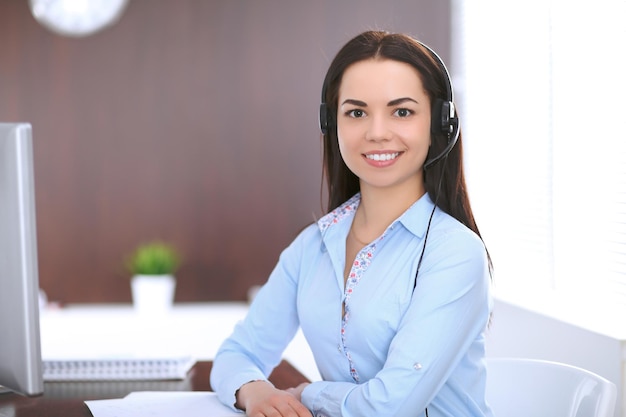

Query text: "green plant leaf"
[126, 241, 181, 276]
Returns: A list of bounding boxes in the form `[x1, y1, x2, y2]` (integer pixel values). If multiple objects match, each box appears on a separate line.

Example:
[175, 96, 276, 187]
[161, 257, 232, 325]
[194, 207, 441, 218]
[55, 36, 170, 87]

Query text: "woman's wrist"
[235, 380, 273, 410]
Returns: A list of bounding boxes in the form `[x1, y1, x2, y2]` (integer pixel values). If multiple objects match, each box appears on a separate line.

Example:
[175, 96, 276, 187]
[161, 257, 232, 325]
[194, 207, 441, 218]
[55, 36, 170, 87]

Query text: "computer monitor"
[0, 123, 44, 396]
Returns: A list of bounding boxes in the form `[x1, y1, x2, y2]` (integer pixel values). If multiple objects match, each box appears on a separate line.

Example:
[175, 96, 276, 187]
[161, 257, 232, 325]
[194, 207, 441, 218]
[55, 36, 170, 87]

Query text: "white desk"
[39, 302, 321, 381]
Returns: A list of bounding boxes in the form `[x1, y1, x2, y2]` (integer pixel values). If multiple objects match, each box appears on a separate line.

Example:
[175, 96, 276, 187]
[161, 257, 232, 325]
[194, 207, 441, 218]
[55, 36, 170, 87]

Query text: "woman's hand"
[236, 380, 312, 417]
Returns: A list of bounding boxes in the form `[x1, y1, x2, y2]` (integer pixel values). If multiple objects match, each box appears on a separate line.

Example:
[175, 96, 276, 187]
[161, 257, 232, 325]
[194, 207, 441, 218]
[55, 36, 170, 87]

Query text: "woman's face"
[336, 58, 431, 194]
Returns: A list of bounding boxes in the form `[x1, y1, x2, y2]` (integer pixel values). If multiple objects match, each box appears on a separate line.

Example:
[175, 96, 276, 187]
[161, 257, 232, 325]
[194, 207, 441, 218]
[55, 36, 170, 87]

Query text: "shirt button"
[337, 344, 342, 353]
[413, 362, 423, 371]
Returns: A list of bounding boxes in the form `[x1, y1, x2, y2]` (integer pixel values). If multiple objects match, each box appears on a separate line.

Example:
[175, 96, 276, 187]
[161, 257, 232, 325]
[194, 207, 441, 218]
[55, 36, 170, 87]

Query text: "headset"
[318, 39, 460, 169]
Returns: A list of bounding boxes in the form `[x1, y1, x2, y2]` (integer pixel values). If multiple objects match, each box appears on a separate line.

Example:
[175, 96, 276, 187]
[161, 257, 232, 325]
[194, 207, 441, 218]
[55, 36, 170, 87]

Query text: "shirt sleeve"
[210, 225, 313, 411]
[301, 227, 492, 417]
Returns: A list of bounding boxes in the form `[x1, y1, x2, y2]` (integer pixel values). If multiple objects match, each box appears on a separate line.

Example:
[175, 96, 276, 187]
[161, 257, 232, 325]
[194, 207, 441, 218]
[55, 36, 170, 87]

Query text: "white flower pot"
[131, 274, 176, 315]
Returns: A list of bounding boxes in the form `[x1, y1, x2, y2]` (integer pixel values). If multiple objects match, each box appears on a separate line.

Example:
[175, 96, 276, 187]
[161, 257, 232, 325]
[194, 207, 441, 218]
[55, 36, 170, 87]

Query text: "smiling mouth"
[364, 152, 400, 162]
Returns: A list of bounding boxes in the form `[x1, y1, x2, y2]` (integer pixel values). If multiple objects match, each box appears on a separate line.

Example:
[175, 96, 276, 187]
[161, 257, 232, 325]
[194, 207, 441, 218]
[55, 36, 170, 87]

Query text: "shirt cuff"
[301, 380, 354, 417]
[217, 370, 270, 412]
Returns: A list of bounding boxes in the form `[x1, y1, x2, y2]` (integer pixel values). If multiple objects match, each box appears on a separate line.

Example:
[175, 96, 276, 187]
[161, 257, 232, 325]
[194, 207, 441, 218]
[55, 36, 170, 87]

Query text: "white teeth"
[366, 152, 399, 161]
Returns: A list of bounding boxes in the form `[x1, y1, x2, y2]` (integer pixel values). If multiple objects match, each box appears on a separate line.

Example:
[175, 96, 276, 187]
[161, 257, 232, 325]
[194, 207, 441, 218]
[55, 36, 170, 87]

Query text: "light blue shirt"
[211, 193, 493, 417]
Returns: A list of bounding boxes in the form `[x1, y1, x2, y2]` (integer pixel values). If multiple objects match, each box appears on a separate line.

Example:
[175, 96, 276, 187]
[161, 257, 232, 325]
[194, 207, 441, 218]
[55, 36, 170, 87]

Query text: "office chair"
[485, 357, 617, 417]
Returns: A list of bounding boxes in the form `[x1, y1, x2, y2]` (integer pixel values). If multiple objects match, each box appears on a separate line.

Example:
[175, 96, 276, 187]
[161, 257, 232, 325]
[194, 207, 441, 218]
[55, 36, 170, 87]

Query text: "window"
[453, 1, 626, 314]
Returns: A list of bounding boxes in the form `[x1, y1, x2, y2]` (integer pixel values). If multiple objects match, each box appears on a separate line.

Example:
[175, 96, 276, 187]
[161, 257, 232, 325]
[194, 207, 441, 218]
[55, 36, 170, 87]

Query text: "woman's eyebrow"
[388, 97, 419, 106]
[341, 99, 367, 107]
[340, 97, 419, 107]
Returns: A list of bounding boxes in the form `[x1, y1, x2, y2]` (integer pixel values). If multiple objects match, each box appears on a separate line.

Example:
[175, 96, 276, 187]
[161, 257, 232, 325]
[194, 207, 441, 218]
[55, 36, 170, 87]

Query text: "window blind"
[453, 0, 626, 309]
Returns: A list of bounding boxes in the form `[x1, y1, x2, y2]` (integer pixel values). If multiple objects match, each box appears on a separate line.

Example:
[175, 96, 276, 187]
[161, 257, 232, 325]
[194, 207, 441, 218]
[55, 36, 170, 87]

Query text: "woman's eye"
[347, 109, 365, 118]
[394, 108, 413, 118]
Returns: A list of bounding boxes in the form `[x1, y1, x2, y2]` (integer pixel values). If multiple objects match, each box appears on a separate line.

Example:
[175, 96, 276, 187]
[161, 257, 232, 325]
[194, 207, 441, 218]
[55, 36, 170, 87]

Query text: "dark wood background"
[0, 0, 451, 303]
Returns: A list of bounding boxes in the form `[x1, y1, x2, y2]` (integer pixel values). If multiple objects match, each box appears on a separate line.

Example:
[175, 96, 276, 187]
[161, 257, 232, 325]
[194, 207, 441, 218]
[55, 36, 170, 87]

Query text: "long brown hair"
[320, 31, 488, 257]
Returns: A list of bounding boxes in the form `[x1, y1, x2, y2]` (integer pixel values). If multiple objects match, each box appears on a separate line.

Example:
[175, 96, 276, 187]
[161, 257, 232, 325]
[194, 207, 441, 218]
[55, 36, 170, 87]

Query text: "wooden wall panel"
[0, 0, 451, 303]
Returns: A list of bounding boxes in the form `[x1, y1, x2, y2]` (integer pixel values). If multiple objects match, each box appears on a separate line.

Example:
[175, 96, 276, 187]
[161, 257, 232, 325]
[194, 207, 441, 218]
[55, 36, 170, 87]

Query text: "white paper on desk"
[85, 391, 241, 417]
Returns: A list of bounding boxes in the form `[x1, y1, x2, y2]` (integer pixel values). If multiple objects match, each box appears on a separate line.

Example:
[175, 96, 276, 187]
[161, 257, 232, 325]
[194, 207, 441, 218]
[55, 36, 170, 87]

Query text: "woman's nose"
[364, 115, 391, 142]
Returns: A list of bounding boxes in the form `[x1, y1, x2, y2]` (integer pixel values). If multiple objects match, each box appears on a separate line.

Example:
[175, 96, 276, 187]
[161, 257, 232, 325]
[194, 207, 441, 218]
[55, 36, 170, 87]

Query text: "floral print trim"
[317, 194, 360, 233]
[318, 193, 395, 383]
[343, 231, 390, 382]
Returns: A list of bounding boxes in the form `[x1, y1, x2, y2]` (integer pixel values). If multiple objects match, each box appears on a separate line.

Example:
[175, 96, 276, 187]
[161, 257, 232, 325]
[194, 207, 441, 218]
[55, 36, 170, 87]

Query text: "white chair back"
[485, 357, 617, 417]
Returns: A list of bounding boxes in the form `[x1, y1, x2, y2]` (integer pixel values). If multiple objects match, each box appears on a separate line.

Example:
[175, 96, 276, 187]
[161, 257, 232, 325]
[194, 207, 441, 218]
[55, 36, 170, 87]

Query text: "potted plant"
[126, 241, 181, 314]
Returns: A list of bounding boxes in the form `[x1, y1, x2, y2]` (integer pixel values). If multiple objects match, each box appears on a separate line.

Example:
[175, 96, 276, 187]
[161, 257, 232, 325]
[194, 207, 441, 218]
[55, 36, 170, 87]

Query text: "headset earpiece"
[431, 99, 452, 135]
[319, 103, 328, 135]
[425, 98, 459, 169]
[440, 100, 452, 134]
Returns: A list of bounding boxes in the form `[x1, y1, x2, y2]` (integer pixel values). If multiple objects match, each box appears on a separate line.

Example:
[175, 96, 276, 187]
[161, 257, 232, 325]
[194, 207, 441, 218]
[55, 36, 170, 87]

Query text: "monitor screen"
[0, 123, 44, 396]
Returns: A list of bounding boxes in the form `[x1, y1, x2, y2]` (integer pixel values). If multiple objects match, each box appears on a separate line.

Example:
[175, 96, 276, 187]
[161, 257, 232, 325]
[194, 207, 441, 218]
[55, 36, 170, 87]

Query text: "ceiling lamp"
[29, 0, 130, 37]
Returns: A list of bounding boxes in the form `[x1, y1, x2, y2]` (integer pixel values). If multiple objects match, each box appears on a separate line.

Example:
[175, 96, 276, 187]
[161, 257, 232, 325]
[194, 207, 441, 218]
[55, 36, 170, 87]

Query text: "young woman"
[211, 30, 493, 417]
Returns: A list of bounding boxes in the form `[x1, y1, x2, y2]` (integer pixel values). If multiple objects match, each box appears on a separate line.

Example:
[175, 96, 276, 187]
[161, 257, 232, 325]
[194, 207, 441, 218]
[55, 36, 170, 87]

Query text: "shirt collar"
[398, 193, 437, 238]
[317, 192, 437, 239]
[317, 193, 360, 234]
